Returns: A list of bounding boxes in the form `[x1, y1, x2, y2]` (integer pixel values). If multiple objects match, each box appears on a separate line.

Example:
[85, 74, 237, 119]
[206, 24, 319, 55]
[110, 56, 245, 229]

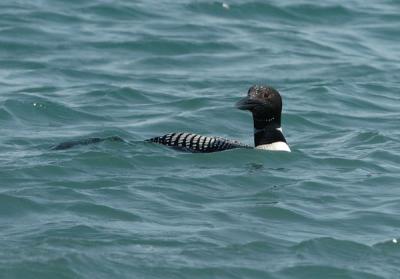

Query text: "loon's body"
[147, 132, 252, 153]
[147, 85, 291, 153]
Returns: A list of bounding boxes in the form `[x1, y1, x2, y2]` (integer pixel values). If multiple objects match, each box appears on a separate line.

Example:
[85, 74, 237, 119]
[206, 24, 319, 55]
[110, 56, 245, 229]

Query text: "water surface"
[1, 1, 400, 278]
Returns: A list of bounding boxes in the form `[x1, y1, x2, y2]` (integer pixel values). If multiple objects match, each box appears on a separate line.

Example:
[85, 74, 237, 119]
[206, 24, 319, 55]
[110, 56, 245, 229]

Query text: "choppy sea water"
[1, 0, 400, 278]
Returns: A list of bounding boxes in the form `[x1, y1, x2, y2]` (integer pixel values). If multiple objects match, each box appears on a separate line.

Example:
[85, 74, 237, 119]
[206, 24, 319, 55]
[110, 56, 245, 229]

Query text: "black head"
[236, 85, 283, 129]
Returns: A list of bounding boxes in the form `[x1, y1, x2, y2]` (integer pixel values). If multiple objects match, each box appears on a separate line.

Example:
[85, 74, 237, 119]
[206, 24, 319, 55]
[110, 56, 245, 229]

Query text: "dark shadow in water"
[246, 163, 289, 173]
[51, 136, 125, 150]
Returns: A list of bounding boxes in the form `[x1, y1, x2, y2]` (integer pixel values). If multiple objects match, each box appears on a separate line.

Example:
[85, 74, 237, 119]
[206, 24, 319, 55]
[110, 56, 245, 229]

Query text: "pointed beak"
[236, 96, 263, 110]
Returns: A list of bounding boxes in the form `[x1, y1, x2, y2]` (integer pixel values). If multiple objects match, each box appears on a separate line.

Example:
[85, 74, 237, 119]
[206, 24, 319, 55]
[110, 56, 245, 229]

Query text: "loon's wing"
[146, 132, 251, 153]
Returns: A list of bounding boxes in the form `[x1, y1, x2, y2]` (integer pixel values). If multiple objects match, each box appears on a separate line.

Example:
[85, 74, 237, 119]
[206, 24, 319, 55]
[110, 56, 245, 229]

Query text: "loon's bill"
[147, 85, 291, 153]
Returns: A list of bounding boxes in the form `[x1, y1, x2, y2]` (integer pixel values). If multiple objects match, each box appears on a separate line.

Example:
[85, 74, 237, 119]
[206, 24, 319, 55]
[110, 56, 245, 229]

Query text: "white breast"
[256, 141, 291, 152]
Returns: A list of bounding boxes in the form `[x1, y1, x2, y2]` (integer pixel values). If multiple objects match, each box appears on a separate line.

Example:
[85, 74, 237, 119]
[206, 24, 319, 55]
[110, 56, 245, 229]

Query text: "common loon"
[52, 85, 290, 152]
[147, 85, 291, 153]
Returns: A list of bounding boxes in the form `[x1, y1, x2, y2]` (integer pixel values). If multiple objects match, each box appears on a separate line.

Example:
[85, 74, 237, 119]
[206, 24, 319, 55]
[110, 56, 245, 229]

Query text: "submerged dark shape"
[52, 136, 124, 150]
[147, 85, 290, 153]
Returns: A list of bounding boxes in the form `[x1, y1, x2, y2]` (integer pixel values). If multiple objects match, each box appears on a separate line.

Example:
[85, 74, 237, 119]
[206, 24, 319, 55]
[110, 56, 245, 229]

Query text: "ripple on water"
[0, 193, 44, 217]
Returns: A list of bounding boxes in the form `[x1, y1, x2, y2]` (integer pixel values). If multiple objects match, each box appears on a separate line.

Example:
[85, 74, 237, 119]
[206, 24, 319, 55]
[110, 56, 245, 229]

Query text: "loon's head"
[236, 85, 282, 129]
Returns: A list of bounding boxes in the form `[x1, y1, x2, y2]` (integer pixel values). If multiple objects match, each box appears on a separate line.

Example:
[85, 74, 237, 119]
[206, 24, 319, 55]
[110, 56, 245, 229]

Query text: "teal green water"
[1, 1, 400, 278]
